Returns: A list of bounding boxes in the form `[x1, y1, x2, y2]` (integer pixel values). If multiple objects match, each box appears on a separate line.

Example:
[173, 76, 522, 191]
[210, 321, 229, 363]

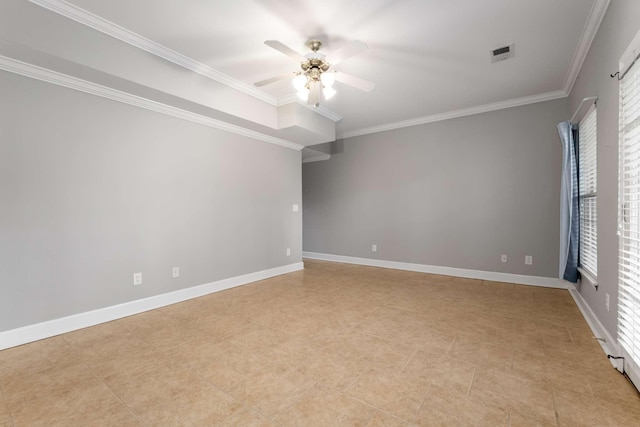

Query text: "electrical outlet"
[133, 272, 142, 286]
[292, 204, 299, 212]
[372, 244, 377, 253]
[606, 293, 610, 311]
[172, 266, 180, 278]
[525, 255, 533, 265]
[286, 248, 291, 256]
[501, 254, 507, 263]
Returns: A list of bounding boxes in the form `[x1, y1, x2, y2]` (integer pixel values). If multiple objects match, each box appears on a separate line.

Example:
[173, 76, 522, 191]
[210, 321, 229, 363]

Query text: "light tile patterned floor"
[1, 259, 639, 426]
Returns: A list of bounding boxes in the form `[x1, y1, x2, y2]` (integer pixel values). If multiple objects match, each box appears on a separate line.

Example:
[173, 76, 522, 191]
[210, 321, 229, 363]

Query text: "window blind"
[618, 48, 640, 377]
[579, 106, 597, 279]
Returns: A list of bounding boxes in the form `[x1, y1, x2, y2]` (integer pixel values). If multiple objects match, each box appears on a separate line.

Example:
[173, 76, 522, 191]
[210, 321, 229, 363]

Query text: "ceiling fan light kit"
[255, 38, 374, 108]
[297, 40, 333, 106]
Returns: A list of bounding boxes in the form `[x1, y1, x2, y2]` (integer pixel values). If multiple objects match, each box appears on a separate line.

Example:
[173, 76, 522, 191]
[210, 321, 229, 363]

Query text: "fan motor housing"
[301, 58, 330, 83]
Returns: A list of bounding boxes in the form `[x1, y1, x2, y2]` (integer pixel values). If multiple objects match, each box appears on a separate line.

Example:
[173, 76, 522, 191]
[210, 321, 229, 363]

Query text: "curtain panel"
[558, 121, 579, 283]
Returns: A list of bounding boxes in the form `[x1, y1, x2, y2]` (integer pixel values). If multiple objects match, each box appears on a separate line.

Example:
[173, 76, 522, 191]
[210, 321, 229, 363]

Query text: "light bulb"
[297, 89, 308, 101]
[320, 72, 335, 87]
[292, 74, 307, 91]
[323, 86, 336, 100]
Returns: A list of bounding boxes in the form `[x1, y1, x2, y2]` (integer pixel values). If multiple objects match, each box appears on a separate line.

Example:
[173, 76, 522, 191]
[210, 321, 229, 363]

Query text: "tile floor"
[1, 259, 639, 426]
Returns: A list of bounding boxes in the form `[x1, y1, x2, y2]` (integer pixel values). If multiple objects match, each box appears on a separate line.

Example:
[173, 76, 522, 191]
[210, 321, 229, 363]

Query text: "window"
[618, 30, 640, 387]
[578, 106, 598, 280]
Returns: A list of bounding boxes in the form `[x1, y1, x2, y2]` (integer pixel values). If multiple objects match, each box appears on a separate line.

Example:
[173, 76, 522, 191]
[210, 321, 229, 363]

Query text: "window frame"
[617, 27, 640, 392]
[577, 104, 598, 284]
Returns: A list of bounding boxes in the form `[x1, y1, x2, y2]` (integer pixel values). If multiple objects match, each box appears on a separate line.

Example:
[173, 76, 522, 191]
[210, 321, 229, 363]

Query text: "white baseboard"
[303, 252, 635, 387]
[303, 252, 566, 288]
[0, 262, 304, 350]
[568, 287, 624, 372]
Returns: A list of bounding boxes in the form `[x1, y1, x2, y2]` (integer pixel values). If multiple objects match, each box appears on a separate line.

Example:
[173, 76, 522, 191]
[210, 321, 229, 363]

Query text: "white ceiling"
[0, 0, 608, 147]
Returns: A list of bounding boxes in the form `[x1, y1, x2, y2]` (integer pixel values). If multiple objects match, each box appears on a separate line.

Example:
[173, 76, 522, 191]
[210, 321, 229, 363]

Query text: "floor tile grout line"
[361, 406, 377, 426]
[190, 370, 254, 422]
[342, 370, 364, 394]
[0, 382, 15, 427]
[414, 382, 432, 423]
[67, 342, 149, 426]
[550, 387, 561, 426]
[467, 366, 477, 397]
[66, 322, 244, 424]
[349, 394, 409, 424]
[401, 348, 419, 373]
[268, 379, 323, 424]
[2, 260, 637, 425]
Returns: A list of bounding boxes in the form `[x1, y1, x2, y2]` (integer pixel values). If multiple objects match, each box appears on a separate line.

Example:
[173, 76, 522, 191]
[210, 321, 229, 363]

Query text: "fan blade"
[334, 71, 375, 92]
[264, 40, 307, 63]
[254, 72, 295, 87]
[325, 40, 368, 65]
[308, 81, 321, 107]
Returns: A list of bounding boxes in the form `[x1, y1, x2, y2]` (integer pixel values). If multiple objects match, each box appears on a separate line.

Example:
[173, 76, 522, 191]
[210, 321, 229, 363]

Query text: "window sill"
[578, 267, 599, 290]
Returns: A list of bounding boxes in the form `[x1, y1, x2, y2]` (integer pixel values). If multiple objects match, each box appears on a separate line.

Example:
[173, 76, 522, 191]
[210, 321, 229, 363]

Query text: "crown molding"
[562, 0, 611, 94]
[340, 90, 568, 139]
[277, 93, 343, 122]
[28, 0, 278, 106]
[29, 0, 340, 122]
[28, 0, 607, 142]
[308, 105, 343, 123]
[0, 55, 303, 151]
[302, 153, 331, 163]
[339, 0, 609, 140]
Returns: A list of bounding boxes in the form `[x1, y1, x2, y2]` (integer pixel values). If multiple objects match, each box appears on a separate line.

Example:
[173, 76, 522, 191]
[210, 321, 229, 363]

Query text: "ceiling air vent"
[490, 43, 514, 63]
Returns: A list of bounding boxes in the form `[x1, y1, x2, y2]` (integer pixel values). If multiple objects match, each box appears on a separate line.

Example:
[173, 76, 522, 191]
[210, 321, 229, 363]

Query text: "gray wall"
[303, 98, 568, 278]
[568, 0, 640, 338]
[0, 70, 302, 331]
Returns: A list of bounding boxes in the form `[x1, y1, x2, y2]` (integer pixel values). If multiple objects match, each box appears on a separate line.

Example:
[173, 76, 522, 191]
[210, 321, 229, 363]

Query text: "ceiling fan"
[254, 39, 375, 108]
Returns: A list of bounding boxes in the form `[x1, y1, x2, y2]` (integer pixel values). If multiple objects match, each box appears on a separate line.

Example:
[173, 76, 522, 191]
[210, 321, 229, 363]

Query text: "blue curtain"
[557, 121, 579, 283]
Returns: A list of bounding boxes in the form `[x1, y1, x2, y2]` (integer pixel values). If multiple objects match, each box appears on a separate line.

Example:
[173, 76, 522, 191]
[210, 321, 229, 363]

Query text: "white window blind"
[618, 39, 640, 381]
[579, 106, 597, 279]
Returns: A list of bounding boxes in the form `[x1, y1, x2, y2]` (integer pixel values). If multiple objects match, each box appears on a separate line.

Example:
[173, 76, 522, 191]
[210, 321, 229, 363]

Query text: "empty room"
[2, 0, 640, 425]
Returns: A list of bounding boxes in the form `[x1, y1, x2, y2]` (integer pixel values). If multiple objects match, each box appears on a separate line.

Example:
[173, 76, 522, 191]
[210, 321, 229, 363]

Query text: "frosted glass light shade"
[292, 74, 307, 91]
[320, 72, 335, 87]
[297, 90, 308, 101]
